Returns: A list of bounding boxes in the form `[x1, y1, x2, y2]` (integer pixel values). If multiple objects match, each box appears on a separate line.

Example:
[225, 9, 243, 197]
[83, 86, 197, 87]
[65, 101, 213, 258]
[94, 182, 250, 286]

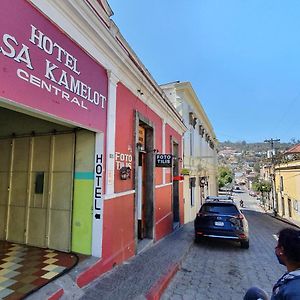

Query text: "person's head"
[243, 287, 268, 300]
[275, 228, 300, 269]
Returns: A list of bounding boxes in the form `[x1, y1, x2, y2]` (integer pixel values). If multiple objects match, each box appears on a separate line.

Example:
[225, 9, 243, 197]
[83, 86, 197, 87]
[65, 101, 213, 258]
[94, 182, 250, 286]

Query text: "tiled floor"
[0, 241, 78, 300]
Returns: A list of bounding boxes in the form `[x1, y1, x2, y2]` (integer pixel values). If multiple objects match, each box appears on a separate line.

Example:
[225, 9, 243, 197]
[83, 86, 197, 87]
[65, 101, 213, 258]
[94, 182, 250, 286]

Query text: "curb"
[269, 213, 300, 229]
[146, 263, 180, 300]
[261, 206, 300, 229]
[145, 231, 194, 300]
[47, 289, 64, 300]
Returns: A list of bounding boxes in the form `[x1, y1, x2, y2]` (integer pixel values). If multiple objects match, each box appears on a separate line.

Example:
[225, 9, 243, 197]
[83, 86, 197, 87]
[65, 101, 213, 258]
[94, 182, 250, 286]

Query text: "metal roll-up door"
[47, 133, 74, 252]
[2, 132, 74, 253]
[0, 139, 11, 240]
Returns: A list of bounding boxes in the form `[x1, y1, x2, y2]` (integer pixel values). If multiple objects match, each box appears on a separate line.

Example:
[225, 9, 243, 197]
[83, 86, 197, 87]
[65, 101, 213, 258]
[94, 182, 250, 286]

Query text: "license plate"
[214, 221, 224, 226]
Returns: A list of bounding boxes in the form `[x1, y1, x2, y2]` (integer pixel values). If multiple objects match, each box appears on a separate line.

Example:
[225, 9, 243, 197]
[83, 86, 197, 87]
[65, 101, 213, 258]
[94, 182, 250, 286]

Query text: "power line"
[264, 138, 280, 150]
[274, 91, 300, 133]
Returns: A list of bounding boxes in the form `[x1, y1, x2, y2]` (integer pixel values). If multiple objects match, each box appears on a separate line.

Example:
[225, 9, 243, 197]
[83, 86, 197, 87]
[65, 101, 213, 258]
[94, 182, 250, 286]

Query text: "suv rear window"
[200, 203, 239, 215]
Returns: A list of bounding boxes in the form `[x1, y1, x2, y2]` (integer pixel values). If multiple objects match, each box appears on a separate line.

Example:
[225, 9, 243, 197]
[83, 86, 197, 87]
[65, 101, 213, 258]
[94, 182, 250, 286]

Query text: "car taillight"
[197, 212, 206, 217]
[236, 214, 244, 220]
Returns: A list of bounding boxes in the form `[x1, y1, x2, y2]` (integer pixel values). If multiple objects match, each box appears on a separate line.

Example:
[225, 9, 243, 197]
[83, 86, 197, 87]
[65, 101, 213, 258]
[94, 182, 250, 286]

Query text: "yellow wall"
[275, 161, 300, 224]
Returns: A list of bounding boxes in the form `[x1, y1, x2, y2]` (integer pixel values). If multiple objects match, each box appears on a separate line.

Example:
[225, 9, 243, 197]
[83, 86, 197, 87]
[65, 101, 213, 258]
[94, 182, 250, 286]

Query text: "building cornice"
[275, 160, 300, 171]
[176, 82, 216, 139]
[29, 0, 186, 133]
[161, 81, 217, 140]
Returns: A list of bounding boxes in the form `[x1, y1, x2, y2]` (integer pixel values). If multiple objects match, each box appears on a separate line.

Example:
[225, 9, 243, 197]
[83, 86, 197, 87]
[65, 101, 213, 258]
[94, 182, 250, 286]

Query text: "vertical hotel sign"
[92, 133, 104, 257]
[0, 0, 108, 132]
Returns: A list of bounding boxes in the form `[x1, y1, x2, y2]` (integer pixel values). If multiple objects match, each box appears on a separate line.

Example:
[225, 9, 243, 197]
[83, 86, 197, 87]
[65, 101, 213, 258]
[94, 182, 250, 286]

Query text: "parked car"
[249, 190, 257, 197]
[206, 195, 233, 201]
[233, 186, 243, 193]
[194, 198, 249, 248]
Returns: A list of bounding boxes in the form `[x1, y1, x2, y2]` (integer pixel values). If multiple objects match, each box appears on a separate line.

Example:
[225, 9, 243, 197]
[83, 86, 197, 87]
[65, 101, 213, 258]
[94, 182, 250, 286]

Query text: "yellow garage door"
[0, 139, 11, 241]
[0, 133, 74, 252]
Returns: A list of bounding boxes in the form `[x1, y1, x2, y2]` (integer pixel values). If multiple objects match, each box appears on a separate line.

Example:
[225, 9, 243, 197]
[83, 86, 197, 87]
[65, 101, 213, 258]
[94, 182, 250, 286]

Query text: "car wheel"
[194, 235, 202, 243]
[240, 240, 249, 249]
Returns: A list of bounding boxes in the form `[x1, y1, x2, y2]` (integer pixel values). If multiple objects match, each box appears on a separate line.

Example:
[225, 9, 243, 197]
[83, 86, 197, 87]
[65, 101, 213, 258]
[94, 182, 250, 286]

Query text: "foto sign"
[156, 154, 172, 168]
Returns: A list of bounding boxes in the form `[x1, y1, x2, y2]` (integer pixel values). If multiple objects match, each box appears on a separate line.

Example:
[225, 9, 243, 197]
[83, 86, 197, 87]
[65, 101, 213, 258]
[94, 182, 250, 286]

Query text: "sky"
[108, 1, 300, 143]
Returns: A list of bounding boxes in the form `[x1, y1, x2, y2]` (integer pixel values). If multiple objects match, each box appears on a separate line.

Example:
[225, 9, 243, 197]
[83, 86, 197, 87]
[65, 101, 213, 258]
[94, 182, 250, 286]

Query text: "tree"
[253, 163, 261, 173]
[218, 166, 233, 188]
[290, 138, 300, 145]
[252, 180, 272, 194]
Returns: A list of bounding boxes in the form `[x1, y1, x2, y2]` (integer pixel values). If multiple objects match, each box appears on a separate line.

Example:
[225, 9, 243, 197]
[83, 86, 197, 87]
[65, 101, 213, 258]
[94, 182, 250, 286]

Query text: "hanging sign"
[155, 154, 172, 168]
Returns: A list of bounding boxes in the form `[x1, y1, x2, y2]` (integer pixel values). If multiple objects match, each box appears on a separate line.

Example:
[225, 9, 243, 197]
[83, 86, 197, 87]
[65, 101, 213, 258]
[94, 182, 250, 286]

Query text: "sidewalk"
[260, 204, 300, 229]
[26, 202, 300, 300]
[26, 223, 194, 300]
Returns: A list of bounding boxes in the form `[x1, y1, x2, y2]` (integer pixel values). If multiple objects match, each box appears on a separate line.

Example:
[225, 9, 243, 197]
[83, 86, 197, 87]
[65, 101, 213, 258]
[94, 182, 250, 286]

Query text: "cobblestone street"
[162, 193, 291, 300]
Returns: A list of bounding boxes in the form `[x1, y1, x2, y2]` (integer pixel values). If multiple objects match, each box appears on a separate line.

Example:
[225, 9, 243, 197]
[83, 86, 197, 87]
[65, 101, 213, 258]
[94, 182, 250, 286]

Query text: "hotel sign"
[0, 0, 108, 131]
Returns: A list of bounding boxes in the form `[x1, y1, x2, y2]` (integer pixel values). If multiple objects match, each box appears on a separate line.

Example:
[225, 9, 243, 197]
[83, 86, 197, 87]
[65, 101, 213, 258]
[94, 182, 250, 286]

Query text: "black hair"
[278, 228, 300, 263]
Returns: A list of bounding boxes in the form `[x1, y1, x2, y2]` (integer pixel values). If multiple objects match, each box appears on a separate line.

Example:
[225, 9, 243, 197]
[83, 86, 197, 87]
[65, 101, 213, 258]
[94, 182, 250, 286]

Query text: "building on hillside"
[260, 164, 273, 209]
[261, 164, 272, 181]
[0, 0, 186, 281]
[246, 172, 257, 190]
[274, 144, 300, 225]
[161, 82, 218, 223]
[218, 148, 236, 157]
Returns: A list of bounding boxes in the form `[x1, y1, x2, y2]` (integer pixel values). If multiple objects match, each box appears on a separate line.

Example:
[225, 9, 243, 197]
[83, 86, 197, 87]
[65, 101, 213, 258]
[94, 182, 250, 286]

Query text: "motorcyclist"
[240, 199, 244, 208]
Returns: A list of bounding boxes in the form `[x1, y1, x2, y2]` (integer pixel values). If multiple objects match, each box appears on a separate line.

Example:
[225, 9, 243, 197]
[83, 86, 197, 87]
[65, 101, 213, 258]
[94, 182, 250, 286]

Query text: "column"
[162, 120, 166, 184]
[105, 71, 119, 196]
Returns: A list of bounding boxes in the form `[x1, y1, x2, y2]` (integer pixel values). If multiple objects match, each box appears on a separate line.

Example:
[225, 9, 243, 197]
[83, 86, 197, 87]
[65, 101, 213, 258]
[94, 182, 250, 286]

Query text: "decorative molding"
[104, 189, 135, 200]
[29, 0, 186, 134]
[155, 183, 173, 189]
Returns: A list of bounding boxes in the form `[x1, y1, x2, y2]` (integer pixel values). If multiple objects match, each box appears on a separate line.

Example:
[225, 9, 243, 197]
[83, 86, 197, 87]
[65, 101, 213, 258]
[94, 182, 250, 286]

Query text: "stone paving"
[76, 223, 194, 300]
[162, 192, 292, 300]
[25, 190, 297, 300]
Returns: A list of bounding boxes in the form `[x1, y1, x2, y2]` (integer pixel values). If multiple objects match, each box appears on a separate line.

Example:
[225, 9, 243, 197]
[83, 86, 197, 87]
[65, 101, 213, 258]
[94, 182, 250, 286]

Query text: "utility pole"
[264, 138, 280, 215]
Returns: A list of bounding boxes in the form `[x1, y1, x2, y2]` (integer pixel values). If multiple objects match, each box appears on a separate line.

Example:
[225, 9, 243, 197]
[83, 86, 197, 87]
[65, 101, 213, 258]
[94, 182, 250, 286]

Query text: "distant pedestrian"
[240, 199, 244, 208]
[244, 227, 300, 300]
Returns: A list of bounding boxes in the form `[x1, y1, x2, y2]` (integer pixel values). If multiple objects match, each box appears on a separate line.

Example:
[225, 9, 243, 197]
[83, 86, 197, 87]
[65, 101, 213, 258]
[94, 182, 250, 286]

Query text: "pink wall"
[114, 83, 184, 242]
[102, 194, 135, 267]
[78, 193, 135, 287]
[114, 83, 163, 193]
[155, 185, 173, 241]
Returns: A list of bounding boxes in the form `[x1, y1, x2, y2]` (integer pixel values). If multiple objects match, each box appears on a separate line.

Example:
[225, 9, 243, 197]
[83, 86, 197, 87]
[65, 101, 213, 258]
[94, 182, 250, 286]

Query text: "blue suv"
[194, 198, 249, 249]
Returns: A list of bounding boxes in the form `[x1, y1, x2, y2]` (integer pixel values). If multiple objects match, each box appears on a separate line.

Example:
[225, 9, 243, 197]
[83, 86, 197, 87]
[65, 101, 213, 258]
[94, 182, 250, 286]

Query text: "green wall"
[71, 131, 95, 255]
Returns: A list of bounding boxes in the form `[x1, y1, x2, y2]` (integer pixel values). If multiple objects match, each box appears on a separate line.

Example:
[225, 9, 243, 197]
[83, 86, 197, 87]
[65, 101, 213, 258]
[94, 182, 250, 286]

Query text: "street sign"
[155, 154, 172, 167]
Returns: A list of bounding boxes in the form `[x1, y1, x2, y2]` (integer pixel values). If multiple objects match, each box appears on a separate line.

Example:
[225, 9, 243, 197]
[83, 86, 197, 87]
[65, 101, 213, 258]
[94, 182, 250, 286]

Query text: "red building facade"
[0, 0, 186, 285]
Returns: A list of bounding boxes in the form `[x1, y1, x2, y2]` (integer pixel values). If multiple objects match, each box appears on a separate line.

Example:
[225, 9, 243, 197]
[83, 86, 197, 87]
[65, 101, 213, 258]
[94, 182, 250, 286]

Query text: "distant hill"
[217, 141, 294, 173]
[219, 141, 293, 153]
